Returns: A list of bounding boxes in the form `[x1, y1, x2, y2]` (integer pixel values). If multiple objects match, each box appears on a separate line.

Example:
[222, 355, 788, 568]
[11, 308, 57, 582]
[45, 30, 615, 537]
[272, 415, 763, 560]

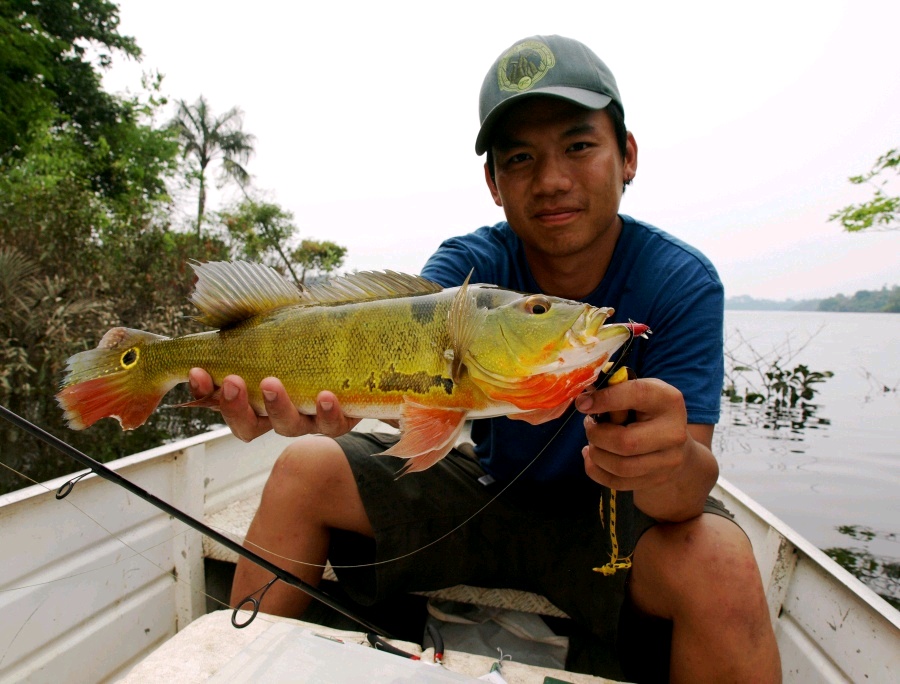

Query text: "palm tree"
[170, 96, 256, 234]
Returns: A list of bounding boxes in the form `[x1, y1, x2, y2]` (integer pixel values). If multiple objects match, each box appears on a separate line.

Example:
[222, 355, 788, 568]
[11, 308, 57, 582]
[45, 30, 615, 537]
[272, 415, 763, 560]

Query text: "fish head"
[460, 287, 634, 410]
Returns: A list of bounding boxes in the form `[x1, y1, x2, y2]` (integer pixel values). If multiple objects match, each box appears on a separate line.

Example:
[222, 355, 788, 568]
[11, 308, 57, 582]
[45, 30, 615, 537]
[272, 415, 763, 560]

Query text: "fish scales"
[56, 261, 648, 473]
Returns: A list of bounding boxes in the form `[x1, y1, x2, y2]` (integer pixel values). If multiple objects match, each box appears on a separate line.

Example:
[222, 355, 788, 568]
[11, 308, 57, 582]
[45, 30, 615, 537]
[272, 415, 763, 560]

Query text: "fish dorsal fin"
[190, 260, 310, 327]
[447, 271, 484, 383]
[305, 270, 443, 305]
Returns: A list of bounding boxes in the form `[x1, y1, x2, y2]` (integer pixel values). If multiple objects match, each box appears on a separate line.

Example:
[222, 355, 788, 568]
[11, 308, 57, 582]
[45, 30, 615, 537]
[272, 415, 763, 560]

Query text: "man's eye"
[506, 153, 530, 165]
[568, 142, 591, 152]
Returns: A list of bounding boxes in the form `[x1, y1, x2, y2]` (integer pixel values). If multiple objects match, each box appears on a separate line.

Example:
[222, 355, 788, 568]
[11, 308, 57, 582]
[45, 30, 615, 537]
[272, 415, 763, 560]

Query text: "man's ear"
[623, 131, 638, 183]
[484, 163, 502, 207]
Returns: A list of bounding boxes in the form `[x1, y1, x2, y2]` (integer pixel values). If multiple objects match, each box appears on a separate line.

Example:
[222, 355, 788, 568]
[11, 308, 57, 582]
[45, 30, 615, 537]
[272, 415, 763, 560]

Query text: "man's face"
[486, 98, 637, 263]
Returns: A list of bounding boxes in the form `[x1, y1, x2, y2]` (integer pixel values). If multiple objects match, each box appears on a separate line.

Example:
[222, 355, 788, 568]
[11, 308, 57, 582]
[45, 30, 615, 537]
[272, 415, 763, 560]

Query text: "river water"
[714, 311, 899, 603]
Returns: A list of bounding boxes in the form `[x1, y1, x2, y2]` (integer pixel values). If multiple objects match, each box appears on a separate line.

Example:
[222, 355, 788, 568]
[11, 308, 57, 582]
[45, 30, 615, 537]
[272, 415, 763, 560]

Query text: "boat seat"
[203, 492, 568, 619]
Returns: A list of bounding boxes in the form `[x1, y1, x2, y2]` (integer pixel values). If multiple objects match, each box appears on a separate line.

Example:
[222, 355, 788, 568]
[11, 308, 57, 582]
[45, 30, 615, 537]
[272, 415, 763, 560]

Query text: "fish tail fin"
[56, 327, 173, 430]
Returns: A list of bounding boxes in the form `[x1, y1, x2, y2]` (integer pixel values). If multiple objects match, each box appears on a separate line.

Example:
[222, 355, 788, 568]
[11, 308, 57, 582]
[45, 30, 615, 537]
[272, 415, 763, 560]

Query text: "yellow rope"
[593, 488, 632, 575]
[592, 366, 633, 576]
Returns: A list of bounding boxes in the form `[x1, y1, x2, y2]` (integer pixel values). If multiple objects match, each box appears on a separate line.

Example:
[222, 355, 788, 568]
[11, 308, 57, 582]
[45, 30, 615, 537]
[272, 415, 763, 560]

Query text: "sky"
[101, 0, 900, 300]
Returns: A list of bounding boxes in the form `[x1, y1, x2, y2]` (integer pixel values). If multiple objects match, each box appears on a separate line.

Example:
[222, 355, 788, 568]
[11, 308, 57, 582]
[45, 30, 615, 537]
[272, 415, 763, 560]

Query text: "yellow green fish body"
[57, 262, 646, 473]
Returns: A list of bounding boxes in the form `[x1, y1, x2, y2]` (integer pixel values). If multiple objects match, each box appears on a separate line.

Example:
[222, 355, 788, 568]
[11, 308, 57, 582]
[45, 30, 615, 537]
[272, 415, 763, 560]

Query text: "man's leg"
[628, 513, 781, 683]
[229, 435, 373, 617]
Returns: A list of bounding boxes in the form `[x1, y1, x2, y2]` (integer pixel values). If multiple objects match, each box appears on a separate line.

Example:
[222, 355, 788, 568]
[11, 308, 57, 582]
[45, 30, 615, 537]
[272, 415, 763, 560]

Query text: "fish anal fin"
[508, 399, 574, 425]
[379, 400, 467, 475]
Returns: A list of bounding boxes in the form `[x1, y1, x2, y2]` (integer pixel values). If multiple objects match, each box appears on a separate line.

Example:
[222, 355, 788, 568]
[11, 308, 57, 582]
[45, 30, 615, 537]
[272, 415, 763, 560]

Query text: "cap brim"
[475, 87, 613, 155]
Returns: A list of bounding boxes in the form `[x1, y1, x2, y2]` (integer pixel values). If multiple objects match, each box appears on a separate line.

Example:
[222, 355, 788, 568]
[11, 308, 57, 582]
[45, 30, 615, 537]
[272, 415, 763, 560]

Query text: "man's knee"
[260, 435, 372, 535]
[631, 514, 765, 617]
[263, 435, 350, 506]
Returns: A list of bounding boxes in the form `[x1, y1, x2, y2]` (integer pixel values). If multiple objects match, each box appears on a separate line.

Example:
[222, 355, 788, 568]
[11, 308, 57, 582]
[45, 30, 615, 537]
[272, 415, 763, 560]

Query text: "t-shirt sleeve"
[637, 273, 724, 426]
[420, 238, 476, 288]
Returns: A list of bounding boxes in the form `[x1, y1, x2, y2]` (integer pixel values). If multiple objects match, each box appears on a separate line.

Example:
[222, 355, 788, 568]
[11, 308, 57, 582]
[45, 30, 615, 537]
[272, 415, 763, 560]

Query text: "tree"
[218, 199, 348, 286]
[829, 148, 900, 232]
[0, 0, 141, 165]
[0, 6, 227, 492]
[292, 239, 348, 284]
[219, 199, 301, 282]
[170, 96, 255, 234]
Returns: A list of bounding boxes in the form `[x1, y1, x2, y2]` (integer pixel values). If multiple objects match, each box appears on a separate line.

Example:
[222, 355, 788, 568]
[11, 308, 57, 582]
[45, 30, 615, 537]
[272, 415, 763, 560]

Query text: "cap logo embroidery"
[497, 40, 556, 93]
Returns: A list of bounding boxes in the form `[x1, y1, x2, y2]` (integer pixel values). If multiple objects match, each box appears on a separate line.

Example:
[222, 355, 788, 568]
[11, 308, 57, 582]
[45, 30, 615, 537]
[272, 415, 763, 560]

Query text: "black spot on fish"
[410, 298, 438, 325]
[342, 378, 350, 389]
[378, 364, 453, 396]
[365, 372, 376, 392]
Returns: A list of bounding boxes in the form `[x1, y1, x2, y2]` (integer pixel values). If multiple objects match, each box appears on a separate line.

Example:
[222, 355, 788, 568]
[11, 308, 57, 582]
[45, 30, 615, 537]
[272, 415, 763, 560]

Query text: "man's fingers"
[314, 391, 359, 437]
[188, 367, 216, 399]
[218, 375, 270, 442]
[576, 378, 678, 417]
[259, 377, 311, 436]
[582, 445, 676, 490]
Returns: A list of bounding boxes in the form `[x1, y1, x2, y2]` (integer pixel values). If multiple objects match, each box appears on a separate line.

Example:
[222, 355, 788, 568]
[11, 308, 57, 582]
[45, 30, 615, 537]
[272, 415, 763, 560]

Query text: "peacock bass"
[57, 261, 648, 474]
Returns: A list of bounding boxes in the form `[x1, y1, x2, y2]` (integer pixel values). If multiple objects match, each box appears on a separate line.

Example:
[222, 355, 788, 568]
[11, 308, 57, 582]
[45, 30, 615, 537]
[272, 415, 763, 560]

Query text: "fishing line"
[241, 410, 581, 572]
[233, 328, 642, 571]
[0, 459, 256, 615]
[0, 405, 391, 636]
[0, 457, 290, 669]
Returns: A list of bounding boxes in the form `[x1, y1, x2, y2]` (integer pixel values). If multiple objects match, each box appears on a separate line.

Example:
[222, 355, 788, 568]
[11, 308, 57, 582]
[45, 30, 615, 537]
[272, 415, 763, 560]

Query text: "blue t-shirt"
[420, 215, 724, 485]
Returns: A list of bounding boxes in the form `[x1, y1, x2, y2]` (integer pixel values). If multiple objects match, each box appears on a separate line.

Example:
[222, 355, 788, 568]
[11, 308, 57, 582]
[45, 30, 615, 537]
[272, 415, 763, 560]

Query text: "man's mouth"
[533, 207, 582, 224]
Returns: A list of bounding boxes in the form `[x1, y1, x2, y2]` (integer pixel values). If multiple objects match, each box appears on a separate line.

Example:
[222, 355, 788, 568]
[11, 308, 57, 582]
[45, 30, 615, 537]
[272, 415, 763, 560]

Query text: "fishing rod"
[0, 404, 392, 637]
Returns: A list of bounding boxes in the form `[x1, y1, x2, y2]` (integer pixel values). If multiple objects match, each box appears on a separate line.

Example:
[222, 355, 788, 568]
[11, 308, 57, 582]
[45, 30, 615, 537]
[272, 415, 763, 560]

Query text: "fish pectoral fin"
[379, 401, 468, 476]
[507, 399, 575, 425]
[447, 271, 484, 384]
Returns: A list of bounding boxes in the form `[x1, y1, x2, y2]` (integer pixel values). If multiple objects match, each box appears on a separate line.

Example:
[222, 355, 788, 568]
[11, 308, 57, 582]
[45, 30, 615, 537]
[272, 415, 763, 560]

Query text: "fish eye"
[524, 295, 551, 315]
[121, 348, 139, 368]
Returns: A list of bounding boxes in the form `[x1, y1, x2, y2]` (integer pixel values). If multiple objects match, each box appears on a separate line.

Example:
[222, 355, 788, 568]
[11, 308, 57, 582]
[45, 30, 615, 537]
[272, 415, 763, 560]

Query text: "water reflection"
[824, 526, 900, 610]
[717, 321, 899, 610]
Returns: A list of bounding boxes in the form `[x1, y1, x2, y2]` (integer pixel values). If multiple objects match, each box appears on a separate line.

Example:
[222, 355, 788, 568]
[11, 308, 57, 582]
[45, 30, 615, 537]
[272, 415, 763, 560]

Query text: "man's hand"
[574, 378, 718, 522]
[188, 369, 360, 443]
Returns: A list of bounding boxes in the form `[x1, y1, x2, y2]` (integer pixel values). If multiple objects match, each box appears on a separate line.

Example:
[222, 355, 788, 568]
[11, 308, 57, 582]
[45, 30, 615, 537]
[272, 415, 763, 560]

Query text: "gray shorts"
[328, 430, 734, 674]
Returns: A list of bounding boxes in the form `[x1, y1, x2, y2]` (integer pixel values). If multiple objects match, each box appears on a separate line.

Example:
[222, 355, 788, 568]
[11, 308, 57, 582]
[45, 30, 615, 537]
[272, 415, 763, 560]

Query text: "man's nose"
[532, 154, 573, 195]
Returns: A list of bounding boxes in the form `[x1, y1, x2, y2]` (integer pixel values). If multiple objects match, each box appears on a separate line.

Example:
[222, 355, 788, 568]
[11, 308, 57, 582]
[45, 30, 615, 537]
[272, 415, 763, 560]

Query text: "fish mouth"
[565, 305, 612, 351]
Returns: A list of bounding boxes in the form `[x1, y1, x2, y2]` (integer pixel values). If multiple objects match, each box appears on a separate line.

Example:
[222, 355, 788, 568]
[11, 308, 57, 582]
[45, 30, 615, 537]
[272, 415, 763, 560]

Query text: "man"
[190, 35, 780, 682]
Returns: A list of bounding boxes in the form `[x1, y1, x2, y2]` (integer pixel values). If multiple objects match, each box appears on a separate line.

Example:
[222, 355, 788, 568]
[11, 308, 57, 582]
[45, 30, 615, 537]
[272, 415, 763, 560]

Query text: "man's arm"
[575, 378, 719, 522]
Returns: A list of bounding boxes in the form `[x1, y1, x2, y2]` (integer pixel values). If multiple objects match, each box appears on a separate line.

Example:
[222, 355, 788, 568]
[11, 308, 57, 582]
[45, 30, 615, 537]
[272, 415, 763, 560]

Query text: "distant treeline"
[818, 285, 900, 313]
[726, 285, 900, 313]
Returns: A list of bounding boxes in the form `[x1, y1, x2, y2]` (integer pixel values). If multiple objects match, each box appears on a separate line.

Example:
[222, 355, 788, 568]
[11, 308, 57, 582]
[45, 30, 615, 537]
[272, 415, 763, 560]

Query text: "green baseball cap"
[475, 35, 623, 155]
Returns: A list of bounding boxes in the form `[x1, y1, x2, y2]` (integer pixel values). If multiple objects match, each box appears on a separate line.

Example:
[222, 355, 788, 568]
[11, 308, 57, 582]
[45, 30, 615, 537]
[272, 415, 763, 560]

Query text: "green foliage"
[169, 96, 255, 234]
[0, 5, 226, 494]
[217, 199, 347, 285]
[292, 239, 348, 284]
[721, 329, 832, 432]
[0, 4, 348, 495]
[818, 285, 900, 313]
[0, 0, 143, 180]
[829, 148, 900, 232]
